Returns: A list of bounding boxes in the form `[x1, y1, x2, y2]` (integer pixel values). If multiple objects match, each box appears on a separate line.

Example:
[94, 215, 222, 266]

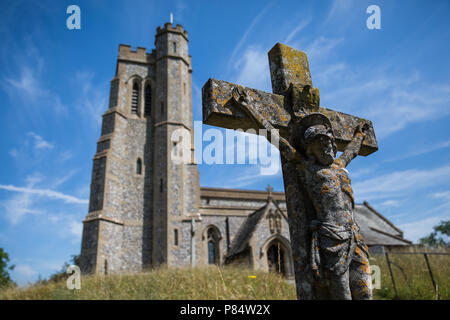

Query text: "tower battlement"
[156, 22, 188, 41]
[118, 44, 155, 64]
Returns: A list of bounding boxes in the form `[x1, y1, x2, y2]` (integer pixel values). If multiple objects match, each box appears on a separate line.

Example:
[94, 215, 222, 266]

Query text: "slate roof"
[226, 204, 268, 257]
[354, 202, 412, 246]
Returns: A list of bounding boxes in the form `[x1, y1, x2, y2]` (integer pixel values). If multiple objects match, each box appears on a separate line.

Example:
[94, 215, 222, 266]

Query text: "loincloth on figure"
[310, 219, 369, 279]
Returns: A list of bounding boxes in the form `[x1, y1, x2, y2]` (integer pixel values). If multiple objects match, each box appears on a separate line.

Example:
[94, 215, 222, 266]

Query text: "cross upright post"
[202, 43, 378, 299]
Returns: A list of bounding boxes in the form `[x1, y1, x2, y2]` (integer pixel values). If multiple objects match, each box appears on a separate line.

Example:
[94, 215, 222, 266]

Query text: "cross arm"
[202, 78, 378, 156]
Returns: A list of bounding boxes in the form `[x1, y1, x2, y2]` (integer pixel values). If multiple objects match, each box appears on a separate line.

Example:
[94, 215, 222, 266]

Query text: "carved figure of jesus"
[232, 85, 373, 299]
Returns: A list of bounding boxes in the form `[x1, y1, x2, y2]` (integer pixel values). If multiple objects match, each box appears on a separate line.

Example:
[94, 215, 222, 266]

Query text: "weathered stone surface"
[202, 78, 378, 156]
[268, 43, 312, 94]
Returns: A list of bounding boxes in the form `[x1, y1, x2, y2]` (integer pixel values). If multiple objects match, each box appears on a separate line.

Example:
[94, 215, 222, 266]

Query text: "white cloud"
[0, 171, 87, 225]
[284, 18, 311, 45]
[51, 170, 78, 188]
[353, 164, 450, 201]
[228, 2, 274, 69]
[384, 140, 450, 163]
[3, 64, 66, 114]
[15, 264, 38, 277]
[304, 37, 343, 62]
[27, 132, 54, 150]
[74, 71, 107, 126]
[9, 149, 18, 157]
[0, 184, 88, 205]
[1, 173, 44, 224]
[221, 165, 281, 189]
[234, 46, 271, 91]
[379, 200, 402, 208]
[316, 64, 450, 139]
[399, 215, 449, 243]
[430, 190, 450, 200]
[2, 192, 42, 225]
[59, 150, 74, 162]
[322, 0, 355, 28]
[69, 221, 83, 239]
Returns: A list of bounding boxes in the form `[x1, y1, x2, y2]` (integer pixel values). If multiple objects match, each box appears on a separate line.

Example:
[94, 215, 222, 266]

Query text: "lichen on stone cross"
[201, 43, 378, 299]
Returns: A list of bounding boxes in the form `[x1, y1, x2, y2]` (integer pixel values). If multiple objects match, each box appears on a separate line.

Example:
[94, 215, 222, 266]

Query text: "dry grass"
[1, 251, 448, 300]
[0, 265, 297, 300]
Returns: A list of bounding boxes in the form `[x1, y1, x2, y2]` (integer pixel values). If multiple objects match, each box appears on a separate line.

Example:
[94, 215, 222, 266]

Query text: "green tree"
[419, 220, 450, 247]
[0, 248, 15, 288]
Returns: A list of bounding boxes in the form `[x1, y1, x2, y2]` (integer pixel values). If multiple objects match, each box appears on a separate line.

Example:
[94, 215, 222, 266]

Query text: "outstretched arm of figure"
[338, 123, 369, 167]
[232, 87, 304, 163]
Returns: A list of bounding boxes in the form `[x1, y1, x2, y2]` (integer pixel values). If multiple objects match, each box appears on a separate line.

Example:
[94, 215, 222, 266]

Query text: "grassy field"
[1, 252, 448, 300]
[371, 251, 450, 300]
[0, 266, 297, 300]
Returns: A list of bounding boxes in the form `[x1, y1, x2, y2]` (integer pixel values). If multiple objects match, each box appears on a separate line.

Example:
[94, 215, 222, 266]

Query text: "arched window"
[136, 158, 142, 175]
[144, 84, 152, 116]
[206, 227, 220, 265]
[131, 82, 139, 114]
[267, 240, 286, 276]
[208, 241, 216, 264]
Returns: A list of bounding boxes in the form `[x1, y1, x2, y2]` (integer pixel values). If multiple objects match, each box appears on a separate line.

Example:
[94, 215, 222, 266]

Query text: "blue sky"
[0, 0, 449, 285]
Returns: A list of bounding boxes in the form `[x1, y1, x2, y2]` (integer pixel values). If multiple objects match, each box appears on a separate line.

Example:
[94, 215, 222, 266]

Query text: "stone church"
[79, 22, 411, 278]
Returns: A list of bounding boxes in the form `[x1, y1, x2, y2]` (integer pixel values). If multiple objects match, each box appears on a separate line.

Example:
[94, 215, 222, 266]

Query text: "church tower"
[80, 22, 200, 274]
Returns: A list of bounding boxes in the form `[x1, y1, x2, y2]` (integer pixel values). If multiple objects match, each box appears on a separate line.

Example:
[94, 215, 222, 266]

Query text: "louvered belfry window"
[144, 84, 151, 116]
[136, 158, 142, 175]
[131, 82, 139, 114]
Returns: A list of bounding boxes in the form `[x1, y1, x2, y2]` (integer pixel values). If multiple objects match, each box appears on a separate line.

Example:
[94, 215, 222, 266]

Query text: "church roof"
[226, 199, 288, 258]
[354, 202, 412, 246]
[226, 203, 268, 257]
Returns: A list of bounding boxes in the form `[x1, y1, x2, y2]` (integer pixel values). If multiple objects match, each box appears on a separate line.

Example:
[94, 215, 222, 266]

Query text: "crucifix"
[202, 43, 378, 299]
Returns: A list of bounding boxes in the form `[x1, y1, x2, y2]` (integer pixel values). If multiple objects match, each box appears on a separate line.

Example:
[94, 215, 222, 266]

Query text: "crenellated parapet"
[156, 23, 189, 41]
[118, 44, 155, 64]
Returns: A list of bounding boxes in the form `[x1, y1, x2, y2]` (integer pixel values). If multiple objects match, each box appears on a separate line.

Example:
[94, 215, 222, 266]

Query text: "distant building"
[79, 22, 410, 277]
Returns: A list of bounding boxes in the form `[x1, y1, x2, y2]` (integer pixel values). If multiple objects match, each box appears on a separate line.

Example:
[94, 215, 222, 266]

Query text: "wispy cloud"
[399, 215, 449, 243]
[385, 140, 450, 163]
[1, 173, 44, 224]
[317, 65, 450, 139]
[304, 37, 343, 62]
[322, 0, 355, 28]
[353, 164, 450, 201]
[228, 2, 274, 69]
[15, 264, 38, 277]
[0, 184, 88, 205]
[2, 61, 66, 114]
[27, 132, 54, 150]
[74, 71, 107, 126]
[234, 46, 271, 91]
[379, 200, 402, 208]
[220, 165, 282, 189]
[284, 17, 312, 45]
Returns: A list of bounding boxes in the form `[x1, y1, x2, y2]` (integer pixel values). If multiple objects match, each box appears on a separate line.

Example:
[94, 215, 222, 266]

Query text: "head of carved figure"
[298, 113, 337, 165]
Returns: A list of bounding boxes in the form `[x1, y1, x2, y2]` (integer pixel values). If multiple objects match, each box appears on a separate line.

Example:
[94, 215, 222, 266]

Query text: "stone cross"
[202, 43, 378, 299]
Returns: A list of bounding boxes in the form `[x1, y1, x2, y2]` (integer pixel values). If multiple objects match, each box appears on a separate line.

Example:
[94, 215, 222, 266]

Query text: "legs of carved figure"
[326, 269, 352, 300]
[349, 251, 373, 300]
